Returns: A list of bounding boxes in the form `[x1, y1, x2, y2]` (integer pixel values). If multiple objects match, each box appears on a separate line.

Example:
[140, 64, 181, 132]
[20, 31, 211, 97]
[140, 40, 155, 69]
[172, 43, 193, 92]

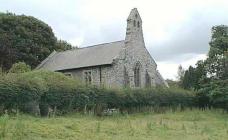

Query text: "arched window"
[135, 14, 138, 18]
[137, 21, 140, 28]
[84, 70, 92, 86]
[124, 66, 129, 87]
[145, 71, 151, 88]
[134, 62, 141, 87]
[133, 20, 136, 27]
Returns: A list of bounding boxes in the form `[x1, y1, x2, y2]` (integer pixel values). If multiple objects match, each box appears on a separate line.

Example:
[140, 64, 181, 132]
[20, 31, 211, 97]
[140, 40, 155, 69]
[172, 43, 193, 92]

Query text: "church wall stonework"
[110, 8, 160, 88]
[61, 65, 124, 88]
[39, 8, 168, 88]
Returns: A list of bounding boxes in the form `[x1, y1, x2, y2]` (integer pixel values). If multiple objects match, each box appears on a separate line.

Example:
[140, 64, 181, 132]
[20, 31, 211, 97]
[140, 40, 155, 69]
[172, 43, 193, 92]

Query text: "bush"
[68, 87, 196, 115]
[197, 79, 228, 111]
[8, 62, 31, 73]
[0, 69, 197, 116]
[0, 70, 80, 115]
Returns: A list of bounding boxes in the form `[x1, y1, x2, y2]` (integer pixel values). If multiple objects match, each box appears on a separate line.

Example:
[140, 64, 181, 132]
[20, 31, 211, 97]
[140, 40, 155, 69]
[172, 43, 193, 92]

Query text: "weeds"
[0, 109, 227, 140]
[146, 122, 153, 130]
[96, 121, 101, 133]
[0, 113, 9, 138]
[12, 117, 26, 140]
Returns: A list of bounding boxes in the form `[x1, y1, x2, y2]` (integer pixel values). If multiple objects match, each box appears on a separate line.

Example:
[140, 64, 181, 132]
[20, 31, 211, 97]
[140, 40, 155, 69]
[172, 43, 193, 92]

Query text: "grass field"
[0, 109, 228, 140]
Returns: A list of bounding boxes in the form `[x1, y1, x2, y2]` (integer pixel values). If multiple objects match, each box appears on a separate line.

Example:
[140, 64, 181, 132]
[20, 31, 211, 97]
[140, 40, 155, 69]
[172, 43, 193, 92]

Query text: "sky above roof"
[1, 0, 228, 80]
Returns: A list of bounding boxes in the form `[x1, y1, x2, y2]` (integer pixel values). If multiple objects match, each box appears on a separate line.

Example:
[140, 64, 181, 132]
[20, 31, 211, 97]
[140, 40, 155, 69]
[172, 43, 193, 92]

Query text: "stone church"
[37, 8, 168, 88]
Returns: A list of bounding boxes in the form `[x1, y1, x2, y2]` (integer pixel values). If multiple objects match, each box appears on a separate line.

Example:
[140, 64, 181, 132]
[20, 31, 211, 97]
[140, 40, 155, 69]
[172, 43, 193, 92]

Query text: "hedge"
[0, 70, 197, 116]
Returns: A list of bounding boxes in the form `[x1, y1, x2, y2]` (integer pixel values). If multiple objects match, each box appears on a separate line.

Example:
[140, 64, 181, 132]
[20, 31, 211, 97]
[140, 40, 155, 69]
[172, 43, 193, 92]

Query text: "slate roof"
[36, 40, 125, 71]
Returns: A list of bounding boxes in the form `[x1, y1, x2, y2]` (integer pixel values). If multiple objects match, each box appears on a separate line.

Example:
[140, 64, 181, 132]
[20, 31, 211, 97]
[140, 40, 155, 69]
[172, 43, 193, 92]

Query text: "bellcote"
[125, 8, 144, 44]
[127, 8, 142, 28]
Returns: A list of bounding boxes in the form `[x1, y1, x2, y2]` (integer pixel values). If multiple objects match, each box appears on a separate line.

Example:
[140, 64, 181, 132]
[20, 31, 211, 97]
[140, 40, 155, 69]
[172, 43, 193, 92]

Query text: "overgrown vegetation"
[0, 12, 73, 71]
[0, 63, 196, 116]
[0, 109, 227, 140]
[178, 25, 228, 111]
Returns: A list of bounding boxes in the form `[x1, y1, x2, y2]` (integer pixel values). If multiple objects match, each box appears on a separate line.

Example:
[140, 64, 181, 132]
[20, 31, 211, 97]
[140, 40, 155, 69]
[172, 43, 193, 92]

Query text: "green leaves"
[207, 25, 228, 79]
[0, 69, 196, 116]
[8, 62, 31, 73]
[0, 12, 72, 71]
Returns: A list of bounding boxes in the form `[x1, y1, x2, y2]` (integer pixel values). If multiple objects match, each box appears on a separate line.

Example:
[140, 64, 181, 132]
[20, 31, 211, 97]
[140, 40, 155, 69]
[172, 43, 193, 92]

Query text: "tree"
[193, 60, 207, 90]
[206, 25, 228, 79]
[196, 25, 228, 110]
[177, 65, 185, 86]
[55, 40, 74, 51]
[177, 65, 185, 81]
[0, 12, 72, 71]
[181, 62, 207, 90]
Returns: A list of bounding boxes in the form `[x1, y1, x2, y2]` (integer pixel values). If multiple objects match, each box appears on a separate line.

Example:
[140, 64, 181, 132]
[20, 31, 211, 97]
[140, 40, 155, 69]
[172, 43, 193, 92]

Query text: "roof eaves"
[56, 63, 112, 72]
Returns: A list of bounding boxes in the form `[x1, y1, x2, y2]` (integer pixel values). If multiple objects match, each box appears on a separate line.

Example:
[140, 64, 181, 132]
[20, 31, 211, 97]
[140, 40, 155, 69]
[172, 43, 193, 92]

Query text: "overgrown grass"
[0, 109, 227, 140]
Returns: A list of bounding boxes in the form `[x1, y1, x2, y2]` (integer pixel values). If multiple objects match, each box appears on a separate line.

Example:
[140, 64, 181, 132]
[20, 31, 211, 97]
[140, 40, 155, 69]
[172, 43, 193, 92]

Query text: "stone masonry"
[37, 8, 168, 88]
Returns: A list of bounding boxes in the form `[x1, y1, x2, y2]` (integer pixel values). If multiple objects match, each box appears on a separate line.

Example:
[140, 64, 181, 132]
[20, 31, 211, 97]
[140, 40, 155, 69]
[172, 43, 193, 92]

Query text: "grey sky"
[1, 0, 228, 79]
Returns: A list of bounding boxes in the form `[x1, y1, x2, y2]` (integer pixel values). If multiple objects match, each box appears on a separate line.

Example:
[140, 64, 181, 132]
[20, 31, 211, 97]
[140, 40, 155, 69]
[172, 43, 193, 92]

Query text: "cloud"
[0, 0, 228, 79]
[157, 54, 207, 80]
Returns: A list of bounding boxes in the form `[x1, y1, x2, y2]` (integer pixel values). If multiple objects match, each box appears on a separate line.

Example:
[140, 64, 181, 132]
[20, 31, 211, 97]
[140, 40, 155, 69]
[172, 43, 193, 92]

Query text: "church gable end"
[113, 8, 168, 88]
[37, 8, 168, 88]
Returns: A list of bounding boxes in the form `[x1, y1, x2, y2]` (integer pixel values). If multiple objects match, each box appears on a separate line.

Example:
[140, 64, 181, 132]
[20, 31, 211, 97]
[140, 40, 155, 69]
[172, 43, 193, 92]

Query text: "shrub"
[0, 70, 80, 115]
[70, 87, 196, 115]
[197, 79, 228, 111]
[0, 68, 197, 116]
[8, 62, 31, 73]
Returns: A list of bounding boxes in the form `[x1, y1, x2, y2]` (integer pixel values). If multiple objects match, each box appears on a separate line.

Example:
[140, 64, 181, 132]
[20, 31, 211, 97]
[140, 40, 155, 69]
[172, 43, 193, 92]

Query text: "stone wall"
[61, 65, 122, 88]
[60, 8, 168, 88]
[111, 8, 159, 88]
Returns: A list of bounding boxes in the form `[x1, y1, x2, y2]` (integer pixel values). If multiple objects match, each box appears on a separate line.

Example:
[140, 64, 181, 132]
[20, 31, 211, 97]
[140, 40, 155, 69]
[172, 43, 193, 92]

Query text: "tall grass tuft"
[12, 117, 26, 140]
[182, 123, 187, 133]
[146, 122, 153, 130]
[0, 113, 9, 138]
[96, 121, 101, 133]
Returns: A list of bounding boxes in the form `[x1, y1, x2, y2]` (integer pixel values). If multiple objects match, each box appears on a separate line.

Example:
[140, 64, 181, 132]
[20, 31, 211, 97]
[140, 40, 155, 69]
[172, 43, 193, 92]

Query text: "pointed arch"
[134, 62, 141, 87]
[133, 20, 136, 27]
[145, 70, 151, 88]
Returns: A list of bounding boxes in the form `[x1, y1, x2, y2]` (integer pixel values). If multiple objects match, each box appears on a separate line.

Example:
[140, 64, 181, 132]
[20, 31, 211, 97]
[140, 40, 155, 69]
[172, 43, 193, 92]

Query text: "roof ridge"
[55, 40, 125, 54]
[56, 40, 124, 53]
[79, 40, 124, 49]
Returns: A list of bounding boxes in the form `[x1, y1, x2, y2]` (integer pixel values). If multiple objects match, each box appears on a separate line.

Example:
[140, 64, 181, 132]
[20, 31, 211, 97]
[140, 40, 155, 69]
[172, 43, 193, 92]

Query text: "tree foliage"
[181, 25, 228, 111]
[0, 12, 72, 71]
[8, 62, 31, 73]
[206, 25, 228, 79]
[55, 40, 74, 51]
[177, 65, 185, 82]
[181, 61, 206, 90]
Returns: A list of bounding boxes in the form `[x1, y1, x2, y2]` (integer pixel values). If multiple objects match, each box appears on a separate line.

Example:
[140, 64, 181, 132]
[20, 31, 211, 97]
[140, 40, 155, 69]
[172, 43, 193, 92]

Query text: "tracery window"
[137, 21, 140, 28]
[133, 20, 136, 27]
[134, 62, 141, 87]
[84, 70, 92, 85]
[145, 71, 151, 88]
